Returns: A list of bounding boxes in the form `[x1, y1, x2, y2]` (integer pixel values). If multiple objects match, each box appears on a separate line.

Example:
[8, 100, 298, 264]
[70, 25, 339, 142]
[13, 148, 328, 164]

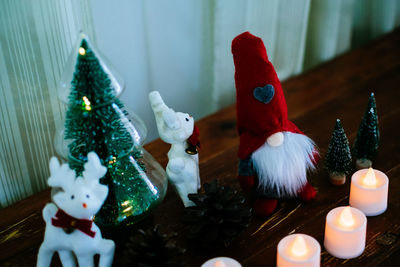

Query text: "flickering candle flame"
[214, 260, 227, 267]
[290, 235, 308, 258]
[338, 207, 355, 228]
[362, 168, 377, 188]
[79, 47, 86, 55]
[82, 96, 92, 111]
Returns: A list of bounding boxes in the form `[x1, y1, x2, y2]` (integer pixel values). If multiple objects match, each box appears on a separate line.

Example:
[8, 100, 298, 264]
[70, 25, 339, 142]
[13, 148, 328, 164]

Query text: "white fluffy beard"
[251, 132, 317, 197]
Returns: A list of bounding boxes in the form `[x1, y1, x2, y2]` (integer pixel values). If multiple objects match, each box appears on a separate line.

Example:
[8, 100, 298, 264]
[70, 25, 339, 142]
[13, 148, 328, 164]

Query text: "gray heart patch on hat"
[253, 84, 275, 104]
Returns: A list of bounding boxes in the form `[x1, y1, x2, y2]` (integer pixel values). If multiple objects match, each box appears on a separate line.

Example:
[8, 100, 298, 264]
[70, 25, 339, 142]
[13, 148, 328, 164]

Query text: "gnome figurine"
[232, 32, 318, 217]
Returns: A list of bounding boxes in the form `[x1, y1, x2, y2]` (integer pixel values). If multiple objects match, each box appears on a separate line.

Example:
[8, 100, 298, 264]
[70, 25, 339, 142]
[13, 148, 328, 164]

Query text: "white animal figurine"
[149, 91, 201, 207]
[37, 152, 115, 267]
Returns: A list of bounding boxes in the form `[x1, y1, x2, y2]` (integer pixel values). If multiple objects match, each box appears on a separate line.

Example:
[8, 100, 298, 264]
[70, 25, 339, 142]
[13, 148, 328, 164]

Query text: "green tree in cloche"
[352, 93, 379, 169]
[64, 39, 162, 229]
[325, 119, 352, 185]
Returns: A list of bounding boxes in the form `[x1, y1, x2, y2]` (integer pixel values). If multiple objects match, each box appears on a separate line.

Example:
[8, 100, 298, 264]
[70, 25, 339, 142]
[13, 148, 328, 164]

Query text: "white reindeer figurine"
[37, 152, 115, 267]
[149, 91, 201, 207]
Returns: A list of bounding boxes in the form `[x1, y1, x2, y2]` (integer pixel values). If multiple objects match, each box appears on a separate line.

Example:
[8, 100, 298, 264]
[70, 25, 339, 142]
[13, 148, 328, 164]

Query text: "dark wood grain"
[1, 28, 400, 267]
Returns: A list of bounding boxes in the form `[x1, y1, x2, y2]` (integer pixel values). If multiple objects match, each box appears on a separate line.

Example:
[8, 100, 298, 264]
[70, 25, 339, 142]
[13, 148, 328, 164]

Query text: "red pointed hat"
[232, 32, 302, 160]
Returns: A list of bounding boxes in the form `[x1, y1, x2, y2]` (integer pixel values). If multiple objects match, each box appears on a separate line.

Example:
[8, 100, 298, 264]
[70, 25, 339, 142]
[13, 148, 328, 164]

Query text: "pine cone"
[183, 179, 252, 248]
[120, 225, 185, 267]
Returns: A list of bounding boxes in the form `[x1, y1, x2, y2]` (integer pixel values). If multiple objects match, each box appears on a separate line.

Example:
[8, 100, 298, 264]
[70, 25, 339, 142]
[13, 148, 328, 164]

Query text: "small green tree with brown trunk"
[353, 93, 379, 169]
[325, 119, 352, 185]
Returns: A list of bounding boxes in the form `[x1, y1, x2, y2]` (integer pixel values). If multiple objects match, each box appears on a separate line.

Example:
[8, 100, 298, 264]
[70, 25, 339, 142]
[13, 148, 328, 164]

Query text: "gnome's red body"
[232, 32, 318, 217]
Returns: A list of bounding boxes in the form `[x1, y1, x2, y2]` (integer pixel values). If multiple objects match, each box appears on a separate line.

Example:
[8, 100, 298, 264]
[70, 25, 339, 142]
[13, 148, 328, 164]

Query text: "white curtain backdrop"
[1, 0, 399, 207]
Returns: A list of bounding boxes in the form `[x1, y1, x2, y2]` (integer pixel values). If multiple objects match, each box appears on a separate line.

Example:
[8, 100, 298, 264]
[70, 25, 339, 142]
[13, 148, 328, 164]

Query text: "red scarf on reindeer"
[52, 209, 96, 238]
[188, 125, 200, 148]
[186, 125, 201, 154]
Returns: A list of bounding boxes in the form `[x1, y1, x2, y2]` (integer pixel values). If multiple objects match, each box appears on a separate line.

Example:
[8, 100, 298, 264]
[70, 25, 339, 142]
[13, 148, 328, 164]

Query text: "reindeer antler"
[49, 157, 61, 176]
[47, 157, 76, 191]
[149, 91, 169, 113]
[82, 152, 107, 184]
[149, 91, 180, 130]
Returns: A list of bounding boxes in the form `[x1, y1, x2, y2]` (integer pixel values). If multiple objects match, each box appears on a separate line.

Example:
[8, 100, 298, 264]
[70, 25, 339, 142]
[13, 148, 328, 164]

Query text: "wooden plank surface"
[1, 28, 400, 266]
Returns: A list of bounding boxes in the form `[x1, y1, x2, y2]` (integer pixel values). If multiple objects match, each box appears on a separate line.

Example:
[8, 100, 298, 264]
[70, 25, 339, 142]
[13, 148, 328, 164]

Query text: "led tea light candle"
[277, 234, 320, 267]
[201, 257, 242, 267]
[324, 206, 366, 259]
[349, 168, 389, 216]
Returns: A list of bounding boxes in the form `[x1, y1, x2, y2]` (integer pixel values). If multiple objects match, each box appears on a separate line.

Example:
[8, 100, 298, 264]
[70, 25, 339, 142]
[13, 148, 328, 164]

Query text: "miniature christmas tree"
[353, 93, 379, 169]
[325, 119, 352, 185]
[64, 39, 166, 229]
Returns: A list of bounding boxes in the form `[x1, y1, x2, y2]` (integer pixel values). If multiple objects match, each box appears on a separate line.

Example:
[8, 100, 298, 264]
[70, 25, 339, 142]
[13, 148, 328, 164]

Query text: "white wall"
[91, 0, 215, 142]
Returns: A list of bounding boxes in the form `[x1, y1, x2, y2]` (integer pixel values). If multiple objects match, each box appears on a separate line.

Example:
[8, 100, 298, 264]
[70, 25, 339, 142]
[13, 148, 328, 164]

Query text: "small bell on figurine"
[37, 152, 115, 267]
[353, 93, 379, 169]
[149, 91, 201, 207]
[232, 32, 319, 217]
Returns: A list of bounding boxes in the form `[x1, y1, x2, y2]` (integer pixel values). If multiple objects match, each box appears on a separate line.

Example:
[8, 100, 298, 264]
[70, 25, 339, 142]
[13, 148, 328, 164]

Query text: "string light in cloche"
[108, 156, 117, 166]
[82, 96, 92, 111]
[79, 47, 86, 56]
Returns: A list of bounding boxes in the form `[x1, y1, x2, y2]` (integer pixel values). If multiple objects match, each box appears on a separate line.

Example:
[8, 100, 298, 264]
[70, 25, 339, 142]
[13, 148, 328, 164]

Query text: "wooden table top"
[1, 28, 400, 267]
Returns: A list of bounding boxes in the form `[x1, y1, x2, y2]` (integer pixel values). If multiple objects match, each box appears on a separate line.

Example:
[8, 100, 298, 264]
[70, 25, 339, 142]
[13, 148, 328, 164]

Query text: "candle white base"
[324, 207, 366, 259]
[277, 234, 320, 267]
[349, 169, 389, 216]
[201, 257, 242, 267]
[324, 239, 365, 259]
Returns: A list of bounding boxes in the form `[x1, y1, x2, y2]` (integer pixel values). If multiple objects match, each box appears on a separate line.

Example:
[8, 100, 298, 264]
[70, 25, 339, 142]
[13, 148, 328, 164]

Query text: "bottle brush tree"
[64, 39, 163, 229]
[325, 119, 352, 185]
[352, 93, 379, 169]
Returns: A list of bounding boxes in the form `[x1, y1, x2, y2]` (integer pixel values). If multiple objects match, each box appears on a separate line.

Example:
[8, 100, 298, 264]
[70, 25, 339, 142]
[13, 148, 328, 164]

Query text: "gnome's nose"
[267, 132, 284, 147]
